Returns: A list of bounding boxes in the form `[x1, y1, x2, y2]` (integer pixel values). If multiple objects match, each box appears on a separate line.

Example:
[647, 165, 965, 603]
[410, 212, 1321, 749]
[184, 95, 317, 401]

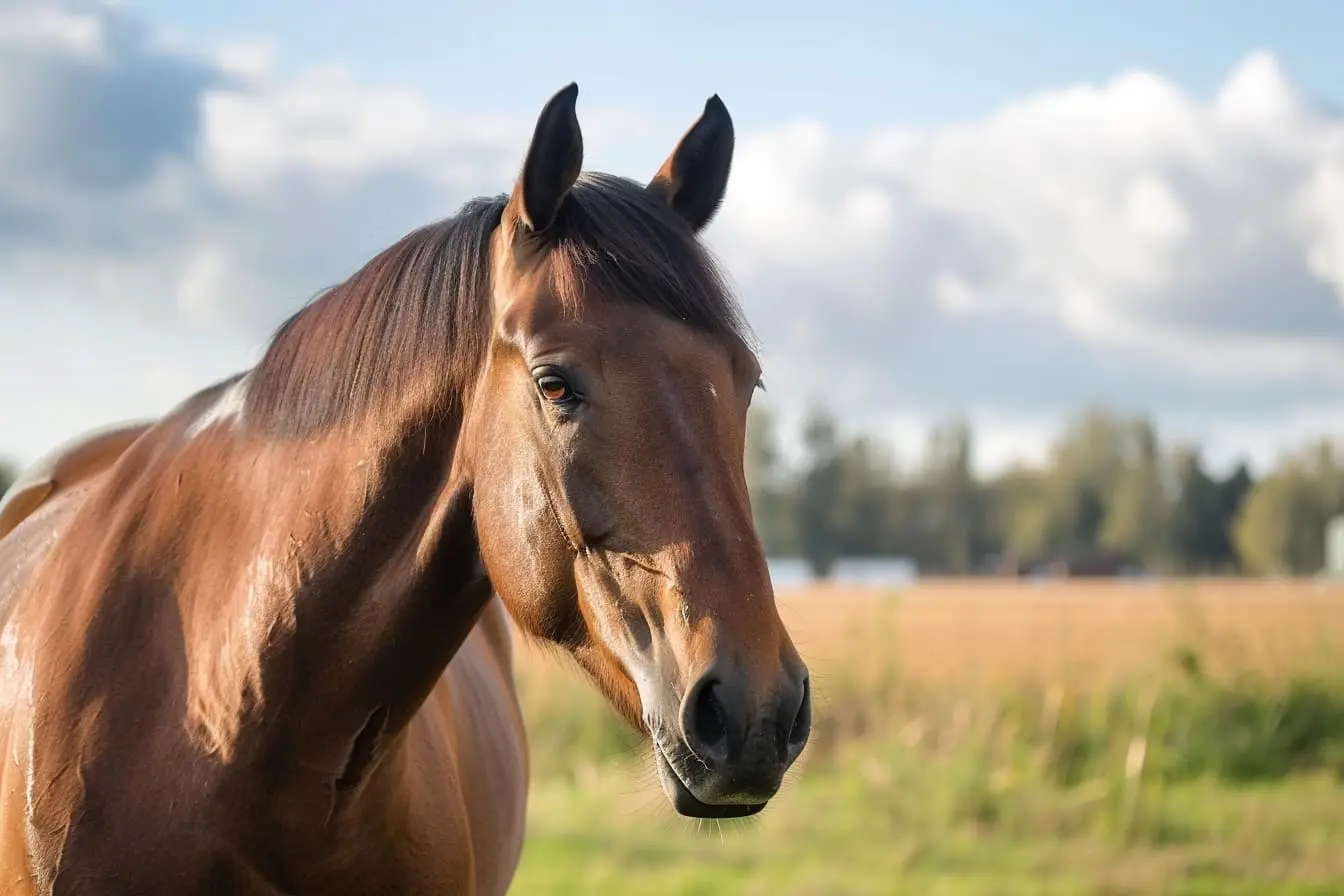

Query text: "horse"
[0, 83, 812, 894]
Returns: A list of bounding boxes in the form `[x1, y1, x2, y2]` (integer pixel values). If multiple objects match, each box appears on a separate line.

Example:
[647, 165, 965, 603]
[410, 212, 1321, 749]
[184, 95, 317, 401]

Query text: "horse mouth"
[652, 742, 767, 820]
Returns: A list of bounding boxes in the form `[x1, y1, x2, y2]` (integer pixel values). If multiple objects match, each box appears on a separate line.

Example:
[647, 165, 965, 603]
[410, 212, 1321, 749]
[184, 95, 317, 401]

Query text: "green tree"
[922, 417, 980, 572]
[1233, 466, 1319, 575]
[744, 405, 797, 556]
[796, 408, 845, 579]
[881, 479, 935, 567]
[1213, 462, 1254, 571]
[1035, 406, 1136, 558]
[990, 465, 1052, 562]
[834, 435, 897, 557]
[1099, 417, 1168, 566]
[1234, 441, 1343, 575]
[1302, 438, 1344, 511]
[1166, 446, 1225, 572]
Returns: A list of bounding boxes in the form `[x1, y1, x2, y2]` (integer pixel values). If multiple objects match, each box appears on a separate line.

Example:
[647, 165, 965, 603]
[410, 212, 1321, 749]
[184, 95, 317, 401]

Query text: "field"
[507, 579, 1344, 895]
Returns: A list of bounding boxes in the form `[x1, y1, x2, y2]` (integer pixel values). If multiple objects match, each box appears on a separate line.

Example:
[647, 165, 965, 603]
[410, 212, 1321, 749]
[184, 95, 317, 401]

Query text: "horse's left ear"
[648, 95, 735, 232]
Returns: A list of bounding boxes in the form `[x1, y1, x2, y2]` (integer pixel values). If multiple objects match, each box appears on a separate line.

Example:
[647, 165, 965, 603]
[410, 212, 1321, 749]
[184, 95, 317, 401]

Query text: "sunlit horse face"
[463, 85, 811, 819]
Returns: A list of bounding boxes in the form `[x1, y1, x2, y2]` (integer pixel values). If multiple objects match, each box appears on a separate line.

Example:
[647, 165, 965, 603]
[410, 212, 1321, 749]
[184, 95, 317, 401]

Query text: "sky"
[2, 0, 1343, 475]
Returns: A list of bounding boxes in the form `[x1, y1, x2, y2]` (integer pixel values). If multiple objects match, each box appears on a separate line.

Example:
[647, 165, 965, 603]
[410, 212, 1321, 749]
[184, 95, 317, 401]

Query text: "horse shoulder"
[0, 421, 152, 543]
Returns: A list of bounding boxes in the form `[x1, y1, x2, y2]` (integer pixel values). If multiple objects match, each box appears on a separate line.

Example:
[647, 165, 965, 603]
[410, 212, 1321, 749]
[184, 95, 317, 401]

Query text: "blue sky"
[127, 0, 1344, 132]
[2, 0, 1343, 474]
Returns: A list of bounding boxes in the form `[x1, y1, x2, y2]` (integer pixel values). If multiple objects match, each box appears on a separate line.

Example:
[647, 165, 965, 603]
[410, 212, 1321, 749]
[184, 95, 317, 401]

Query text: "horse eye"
[536, 374, 575, 405]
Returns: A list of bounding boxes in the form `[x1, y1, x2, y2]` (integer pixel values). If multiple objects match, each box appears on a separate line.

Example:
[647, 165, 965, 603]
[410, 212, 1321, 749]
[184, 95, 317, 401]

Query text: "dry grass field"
[516, 577, 1344, 689]
[773, 577, 1344, 685]
[507, 578, 1344, 894]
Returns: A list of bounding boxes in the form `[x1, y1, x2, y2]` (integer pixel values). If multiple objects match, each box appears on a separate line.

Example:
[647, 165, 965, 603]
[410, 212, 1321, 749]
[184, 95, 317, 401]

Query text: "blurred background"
[3, 1, 1343, 893]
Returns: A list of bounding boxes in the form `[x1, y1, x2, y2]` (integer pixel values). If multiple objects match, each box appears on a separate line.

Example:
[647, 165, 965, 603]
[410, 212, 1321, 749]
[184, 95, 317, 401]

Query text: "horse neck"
[168, 387, 493, 774]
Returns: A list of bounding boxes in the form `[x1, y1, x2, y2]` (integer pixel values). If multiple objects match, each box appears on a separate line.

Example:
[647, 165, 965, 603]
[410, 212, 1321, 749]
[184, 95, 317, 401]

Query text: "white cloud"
[0, 2, 1340, 476]
[210, 39, 275, 82]
[708, 51, 1344, 472]
[0, 3, 104, 60]
[197, 67, 518, 192]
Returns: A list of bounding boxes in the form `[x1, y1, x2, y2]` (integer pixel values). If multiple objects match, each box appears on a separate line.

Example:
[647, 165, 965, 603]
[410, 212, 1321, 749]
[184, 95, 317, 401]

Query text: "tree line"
[747, 404, 1344, 579]
[3, 404, 1340, 578]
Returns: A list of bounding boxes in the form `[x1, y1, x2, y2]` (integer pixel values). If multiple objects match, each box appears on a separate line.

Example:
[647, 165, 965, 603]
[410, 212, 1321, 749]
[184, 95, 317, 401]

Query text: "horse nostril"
[788, 676, 812, 752]
[689, 678, 729, 761]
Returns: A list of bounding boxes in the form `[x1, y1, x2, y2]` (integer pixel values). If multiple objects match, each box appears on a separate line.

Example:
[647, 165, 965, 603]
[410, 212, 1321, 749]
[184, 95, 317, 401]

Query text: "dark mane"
[244, 173, 751, 437]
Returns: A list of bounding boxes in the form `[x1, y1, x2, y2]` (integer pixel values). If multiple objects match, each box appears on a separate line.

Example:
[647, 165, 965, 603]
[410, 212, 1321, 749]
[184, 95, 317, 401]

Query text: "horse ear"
[648, 95, 735, 232]
[511, 82, 583, 234]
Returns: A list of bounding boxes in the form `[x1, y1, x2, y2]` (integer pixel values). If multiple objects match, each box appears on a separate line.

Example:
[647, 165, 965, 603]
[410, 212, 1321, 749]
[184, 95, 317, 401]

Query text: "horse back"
[0, 421, 152, 544]
[0, 422, 154, 891]
[0, 456, 138, 890]
[0, 420, 154, 623]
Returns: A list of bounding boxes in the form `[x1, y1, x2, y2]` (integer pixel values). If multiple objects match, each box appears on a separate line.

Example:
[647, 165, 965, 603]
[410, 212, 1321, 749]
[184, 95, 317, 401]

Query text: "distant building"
[1326, 515, 1344, 577]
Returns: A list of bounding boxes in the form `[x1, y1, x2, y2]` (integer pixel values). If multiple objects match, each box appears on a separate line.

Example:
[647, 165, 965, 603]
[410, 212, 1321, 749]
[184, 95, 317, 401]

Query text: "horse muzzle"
[649, 658, 812, 819]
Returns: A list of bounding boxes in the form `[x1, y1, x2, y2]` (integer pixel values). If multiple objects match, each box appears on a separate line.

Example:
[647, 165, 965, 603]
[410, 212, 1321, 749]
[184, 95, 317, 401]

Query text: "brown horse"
[0, 84, 811, 894]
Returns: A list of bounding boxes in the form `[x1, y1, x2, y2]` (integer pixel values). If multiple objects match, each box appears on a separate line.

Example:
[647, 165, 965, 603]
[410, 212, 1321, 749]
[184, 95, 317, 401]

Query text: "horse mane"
[243, 173, 753, 438]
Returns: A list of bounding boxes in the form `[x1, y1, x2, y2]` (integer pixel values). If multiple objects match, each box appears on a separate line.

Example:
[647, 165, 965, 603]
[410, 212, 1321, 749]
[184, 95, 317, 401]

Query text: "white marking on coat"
[186, 375, 250, 440]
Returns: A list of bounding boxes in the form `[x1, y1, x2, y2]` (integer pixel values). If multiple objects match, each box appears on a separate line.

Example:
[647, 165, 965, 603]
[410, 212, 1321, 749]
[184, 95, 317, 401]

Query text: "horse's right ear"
[510, 83, 583, 234]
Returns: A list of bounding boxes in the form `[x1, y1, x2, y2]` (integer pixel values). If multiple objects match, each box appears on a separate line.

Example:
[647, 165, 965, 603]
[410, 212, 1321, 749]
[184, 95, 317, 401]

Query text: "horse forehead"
[607, 313, 746, 388]
[513, 303, 738, 367]
[493, 256, 558, 333]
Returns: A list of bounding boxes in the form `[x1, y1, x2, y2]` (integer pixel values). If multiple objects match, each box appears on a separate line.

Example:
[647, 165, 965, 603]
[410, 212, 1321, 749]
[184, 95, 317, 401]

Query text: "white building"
[1326, 515, 1344, 577]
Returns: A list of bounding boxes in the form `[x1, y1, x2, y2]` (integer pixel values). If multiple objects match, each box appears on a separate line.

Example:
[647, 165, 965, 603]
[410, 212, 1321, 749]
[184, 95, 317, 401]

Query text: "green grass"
[514, 741, 1344, 895]
[513, 740, 1344, 894]
[510, 660, 1344, 894]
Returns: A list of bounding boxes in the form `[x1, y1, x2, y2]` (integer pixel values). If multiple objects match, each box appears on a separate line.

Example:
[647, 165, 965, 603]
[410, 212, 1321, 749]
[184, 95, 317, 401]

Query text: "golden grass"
[774, 577, 1344, 686]
[512, 577, 1344, 699]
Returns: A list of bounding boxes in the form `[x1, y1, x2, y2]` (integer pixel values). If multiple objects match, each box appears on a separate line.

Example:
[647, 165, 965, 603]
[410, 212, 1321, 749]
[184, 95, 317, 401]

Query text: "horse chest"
[307, 621, 528, 896]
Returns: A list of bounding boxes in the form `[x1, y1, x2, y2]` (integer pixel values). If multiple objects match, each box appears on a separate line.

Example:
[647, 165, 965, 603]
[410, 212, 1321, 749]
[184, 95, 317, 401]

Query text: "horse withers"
[0, 83, 811, 894]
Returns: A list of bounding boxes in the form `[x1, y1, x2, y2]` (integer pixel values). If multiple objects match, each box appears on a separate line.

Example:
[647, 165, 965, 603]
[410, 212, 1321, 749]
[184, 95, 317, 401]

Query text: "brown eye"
[536, 374, 575, 405]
